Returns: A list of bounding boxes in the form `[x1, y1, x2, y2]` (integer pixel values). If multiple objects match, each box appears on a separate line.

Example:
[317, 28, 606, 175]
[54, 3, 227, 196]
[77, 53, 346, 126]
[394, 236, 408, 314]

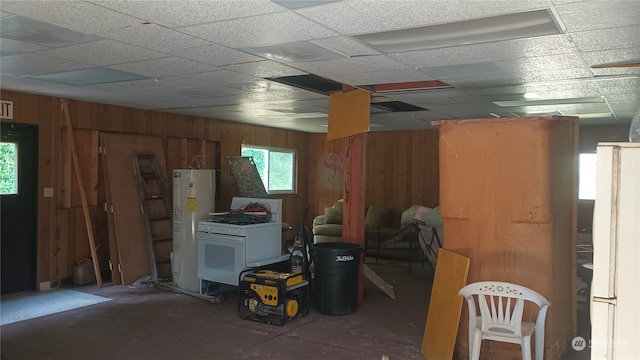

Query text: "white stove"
[196, 197, 284, 289]
[197, 221, 277, 237]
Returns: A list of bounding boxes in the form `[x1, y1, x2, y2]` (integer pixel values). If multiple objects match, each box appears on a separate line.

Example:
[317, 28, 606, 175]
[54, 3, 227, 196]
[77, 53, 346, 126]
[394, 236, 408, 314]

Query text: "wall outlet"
[43, 187, 54, 197]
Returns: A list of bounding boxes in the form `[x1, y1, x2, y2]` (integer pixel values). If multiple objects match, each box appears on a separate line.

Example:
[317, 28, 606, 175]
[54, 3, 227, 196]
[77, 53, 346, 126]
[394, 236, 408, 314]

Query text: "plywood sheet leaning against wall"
[100, 132, 168, 284]
[421, 249, 470, 360]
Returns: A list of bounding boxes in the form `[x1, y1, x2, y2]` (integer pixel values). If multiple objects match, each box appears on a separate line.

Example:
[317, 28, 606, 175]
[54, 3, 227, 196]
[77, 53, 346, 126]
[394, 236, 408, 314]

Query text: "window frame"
[241, 144, 298, 195]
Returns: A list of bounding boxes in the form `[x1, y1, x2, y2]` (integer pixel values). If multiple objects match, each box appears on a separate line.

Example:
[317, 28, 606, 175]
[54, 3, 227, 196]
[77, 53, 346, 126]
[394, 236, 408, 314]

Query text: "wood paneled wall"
[365, 129, 440, 209]
[0, 90, 628, 285]
[307, 129, 440, 218]
[1, 90, 311, 286]
[2, 89, 628, 289]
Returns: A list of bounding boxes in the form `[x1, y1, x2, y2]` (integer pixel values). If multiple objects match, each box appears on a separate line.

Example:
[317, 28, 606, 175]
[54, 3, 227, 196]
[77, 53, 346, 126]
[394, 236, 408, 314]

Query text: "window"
[578, 153, 597, 200]
[0, 142, 18, 195]
[241, 144, 296, 194]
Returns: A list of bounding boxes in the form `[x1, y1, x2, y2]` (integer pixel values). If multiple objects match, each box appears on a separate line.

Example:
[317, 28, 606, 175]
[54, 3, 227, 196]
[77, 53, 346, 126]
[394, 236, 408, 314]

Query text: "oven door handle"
[198, 233, 245, 244]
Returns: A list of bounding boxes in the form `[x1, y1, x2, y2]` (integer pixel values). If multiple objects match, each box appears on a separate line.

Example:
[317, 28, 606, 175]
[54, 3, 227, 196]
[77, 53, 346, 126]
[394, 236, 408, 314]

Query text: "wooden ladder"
[132, 152, 173, 283]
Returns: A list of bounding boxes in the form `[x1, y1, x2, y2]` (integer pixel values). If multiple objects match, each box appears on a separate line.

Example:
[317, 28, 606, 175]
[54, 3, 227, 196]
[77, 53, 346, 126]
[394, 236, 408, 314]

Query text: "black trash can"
[312, 242, 362, 315]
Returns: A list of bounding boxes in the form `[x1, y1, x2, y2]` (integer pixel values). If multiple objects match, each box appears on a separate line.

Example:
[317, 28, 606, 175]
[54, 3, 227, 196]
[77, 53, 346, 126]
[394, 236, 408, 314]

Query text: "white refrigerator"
[591, 143, 640, 360]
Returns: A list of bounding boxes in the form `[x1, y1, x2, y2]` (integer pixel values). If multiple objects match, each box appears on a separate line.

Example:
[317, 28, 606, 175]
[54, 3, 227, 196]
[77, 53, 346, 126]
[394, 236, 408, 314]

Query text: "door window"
[0, 142, 18, 195]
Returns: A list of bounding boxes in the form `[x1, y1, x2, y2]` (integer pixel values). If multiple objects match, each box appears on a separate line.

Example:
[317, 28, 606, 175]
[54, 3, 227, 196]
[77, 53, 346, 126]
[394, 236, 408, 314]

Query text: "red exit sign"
[1, 100, 13, 120]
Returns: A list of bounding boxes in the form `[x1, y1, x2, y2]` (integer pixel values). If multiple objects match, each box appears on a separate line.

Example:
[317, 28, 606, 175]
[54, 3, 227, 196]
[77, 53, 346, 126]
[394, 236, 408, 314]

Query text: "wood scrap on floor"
[363, 265, 395, 299]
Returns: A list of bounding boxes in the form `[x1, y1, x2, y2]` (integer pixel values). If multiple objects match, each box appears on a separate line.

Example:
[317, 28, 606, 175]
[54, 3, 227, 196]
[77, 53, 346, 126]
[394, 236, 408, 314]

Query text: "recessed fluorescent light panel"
[240, 41, 344, 62]
[522, 110, 564, 116]
[272, 0, 340, 10]
[1, 15, 101, 47]
[266, 111, 328, 119]
[567, 112, 614, 119]
[493, 96, 604, 107]
[29, 67, 149, 86]
[362, 80, 451, 93]
[354, 8, 563, 53]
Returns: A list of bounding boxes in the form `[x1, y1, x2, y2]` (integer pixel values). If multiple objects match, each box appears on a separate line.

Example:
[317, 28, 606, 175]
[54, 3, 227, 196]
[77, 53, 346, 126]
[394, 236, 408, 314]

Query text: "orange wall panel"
[437, 116, 578, 360]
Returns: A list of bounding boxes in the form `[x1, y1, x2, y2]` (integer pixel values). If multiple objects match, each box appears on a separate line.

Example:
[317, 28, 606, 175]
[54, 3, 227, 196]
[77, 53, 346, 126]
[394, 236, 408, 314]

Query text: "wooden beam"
[60, 99, 102, 287]
[343, 133, 366, 305]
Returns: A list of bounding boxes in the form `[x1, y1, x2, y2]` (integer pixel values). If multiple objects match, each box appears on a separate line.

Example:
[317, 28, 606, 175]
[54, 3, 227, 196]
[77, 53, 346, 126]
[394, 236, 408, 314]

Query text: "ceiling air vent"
[266, 74, 344, 95]
[371, 101, 428, 113]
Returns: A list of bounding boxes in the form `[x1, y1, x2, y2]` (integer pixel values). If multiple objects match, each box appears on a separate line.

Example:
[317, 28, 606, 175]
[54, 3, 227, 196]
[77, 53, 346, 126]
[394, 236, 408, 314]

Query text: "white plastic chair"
[458, 281, 550, 360]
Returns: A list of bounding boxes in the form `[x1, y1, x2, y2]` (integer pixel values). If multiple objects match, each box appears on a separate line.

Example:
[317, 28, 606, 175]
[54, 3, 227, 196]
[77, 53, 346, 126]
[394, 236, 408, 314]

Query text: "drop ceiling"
[1, 0, 639, 133]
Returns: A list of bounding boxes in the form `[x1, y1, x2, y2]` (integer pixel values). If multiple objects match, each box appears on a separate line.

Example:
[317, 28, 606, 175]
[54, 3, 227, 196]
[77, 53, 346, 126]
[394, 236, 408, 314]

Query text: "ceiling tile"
[591, 67, 640, 77]
[168, 44, 263, 67]
[1, 1, 141, 34]
[179, 12, 337, 48]
[581, 48, 640, 67]
[595, 77, 640, 95]
[163, 70, 259, 87]
[162, 96, 240, 108]
[38, 39, 167, 66]
[0, 53, 90, 77]
[0, 37, 47, 57]
[94, 0, 284, 28]
[101, 24, 211, 52]
[555, 0, 640, 32]
[311, 37, 380, 57]
[369, 112, 434, 130]
[222, 61, 307, 78]
[224, 80, 301, 93]
[88, 78, 188, 93]
[291, 55, 411, 77]
[240, 40, 346, 62]
[494, 54, 588, 73]
[109, 57, 218, 78]
[570, 25, 640, 52]
[420, 62, 506, 80]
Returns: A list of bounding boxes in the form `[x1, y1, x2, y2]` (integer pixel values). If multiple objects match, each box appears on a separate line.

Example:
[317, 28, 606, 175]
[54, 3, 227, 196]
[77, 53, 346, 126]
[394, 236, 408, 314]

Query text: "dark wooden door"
[1, 122, 38, 295]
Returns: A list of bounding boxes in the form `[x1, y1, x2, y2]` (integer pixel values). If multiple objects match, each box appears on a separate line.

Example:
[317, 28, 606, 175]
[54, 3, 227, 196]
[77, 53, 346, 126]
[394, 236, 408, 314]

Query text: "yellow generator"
[238, 269, 309, 325]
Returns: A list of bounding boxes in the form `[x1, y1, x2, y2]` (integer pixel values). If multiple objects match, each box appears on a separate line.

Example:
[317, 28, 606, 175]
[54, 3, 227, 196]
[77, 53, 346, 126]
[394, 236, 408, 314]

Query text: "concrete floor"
[1, 260, 590, 360]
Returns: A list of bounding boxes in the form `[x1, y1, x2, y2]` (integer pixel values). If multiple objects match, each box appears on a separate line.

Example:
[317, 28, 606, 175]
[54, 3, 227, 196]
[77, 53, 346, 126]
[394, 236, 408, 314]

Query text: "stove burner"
[209, 212, 267, 225]
[210, 218, 258, 225]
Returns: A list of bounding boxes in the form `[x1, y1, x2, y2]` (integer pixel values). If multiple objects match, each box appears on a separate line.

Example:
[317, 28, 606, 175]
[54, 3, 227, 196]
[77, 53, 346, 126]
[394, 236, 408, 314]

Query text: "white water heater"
[172, 169, 215, 292]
